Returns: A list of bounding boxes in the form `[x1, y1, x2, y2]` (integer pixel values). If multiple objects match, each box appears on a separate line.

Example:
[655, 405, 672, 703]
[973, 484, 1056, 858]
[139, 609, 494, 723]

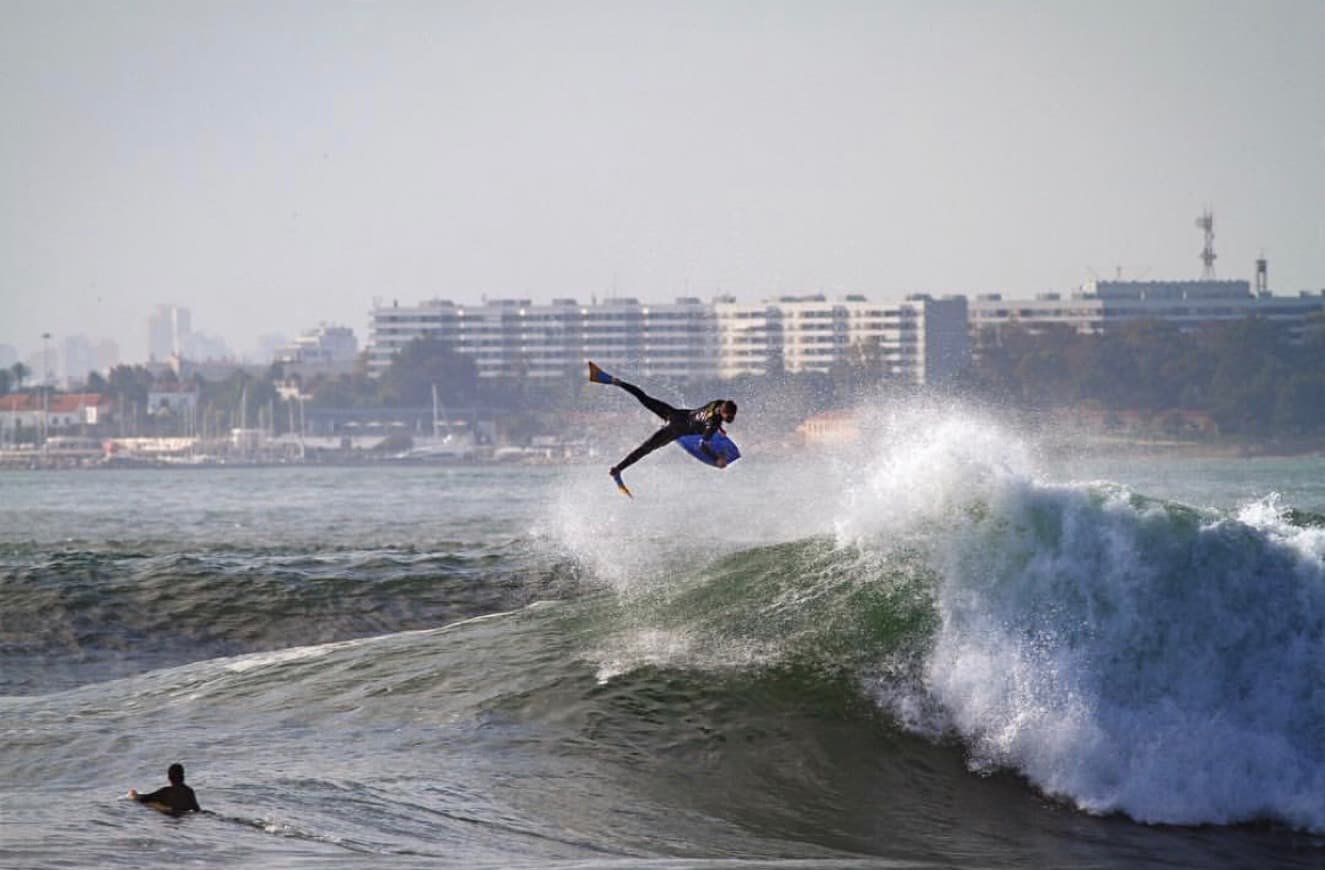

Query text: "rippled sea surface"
[3, 421, 1323, 869]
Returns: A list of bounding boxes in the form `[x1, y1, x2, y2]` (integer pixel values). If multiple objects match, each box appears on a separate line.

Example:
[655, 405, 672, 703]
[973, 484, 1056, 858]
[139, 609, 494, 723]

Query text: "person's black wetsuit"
[611, 380, 729, 474]
[134, 783, 200, 816]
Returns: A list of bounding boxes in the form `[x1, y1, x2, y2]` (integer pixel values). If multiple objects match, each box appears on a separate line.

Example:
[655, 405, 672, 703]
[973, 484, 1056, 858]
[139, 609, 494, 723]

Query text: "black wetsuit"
[134, 783, 201, 815]
[612, 380, 728, 473]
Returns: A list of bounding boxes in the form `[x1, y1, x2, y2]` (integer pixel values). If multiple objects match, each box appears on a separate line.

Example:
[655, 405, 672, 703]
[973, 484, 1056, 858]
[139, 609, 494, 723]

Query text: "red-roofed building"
[0, 393, 111, 439]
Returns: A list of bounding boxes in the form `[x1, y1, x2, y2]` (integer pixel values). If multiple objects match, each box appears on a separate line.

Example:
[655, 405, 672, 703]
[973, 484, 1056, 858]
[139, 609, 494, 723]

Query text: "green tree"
[307, 372, 379, 409]
[107, 364, 153, 408]
[10, 361, 30, 391]
[377, 337, 479, 406]
[199, 371, 279, 430]
[1273, 375, 1325, 433]
[969, 313, 1325, 437]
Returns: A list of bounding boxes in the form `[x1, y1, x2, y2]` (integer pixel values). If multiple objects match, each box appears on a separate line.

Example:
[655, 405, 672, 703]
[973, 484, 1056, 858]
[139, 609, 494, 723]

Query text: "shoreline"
[3, 435, 1324, 471]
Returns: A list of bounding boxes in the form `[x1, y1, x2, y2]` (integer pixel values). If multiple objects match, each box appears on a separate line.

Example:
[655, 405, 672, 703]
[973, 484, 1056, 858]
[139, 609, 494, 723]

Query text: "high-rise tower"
[148, 304, 192, 362]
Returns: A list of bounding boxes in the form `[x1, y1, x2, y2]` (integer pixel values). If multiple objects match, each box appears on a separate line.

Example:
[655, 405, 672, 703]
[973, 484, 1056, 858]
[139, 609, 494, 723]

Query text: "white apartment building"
[970, 280, 1325, 340]
[715, 299, 784, 376]
[713, 297, 783, 378]
[712, 293, 969, 385]
[889, 295, 969, 385]
[368, 297, 719, 381]
[634, 297, 718, 381]
[777, 295, 846, 374]
[274, 324, 360, 379]
[368, 298, 460, 375]
[846, 293, 969, 386]
[368, 293, 971, 386]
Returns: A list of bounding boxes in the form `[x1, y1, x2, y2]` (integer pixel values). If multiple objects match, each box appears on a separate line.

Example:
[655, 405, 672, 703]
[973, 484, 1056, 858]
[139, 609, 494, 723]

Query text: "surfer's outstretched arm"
[128, 763, 201, 815]
[696, 441, 727, 467]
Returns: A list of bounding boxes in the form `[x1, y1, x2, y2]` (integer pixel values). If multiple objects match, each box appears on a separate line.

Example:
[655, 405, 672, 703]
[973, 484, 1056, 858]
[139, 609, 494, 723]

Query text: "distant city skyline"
[6, 262, 1325, 387]
[4, 1, 1323, 364]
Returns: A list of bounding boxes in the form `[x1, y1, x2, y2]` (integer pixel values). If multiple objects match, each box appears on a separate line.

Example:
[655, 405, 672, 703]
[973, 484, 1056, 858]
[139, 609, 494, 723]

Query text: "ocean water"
[2, 405, 1323, 869]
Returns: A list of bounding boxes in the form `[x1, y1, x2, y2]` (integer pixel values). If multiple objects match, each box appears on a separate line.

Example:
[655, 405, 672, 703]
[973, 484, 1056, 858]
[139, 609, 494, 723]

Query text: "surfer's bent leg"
[614, 380, 676, 422]
[612, 426, 679, 474]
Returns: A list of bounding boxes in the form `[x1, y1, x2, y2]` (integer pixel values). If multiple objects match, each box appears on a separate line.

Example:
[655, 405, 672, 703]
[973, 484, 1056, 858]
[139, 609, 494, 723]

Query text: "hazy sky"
[3, 0, 1323, 364]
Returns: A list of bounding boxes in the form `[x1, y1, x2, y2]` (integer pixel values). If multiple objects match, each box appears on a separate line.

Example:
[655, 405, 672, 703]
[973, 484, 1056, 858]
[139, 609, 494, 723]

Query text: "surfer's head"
[720, 400, 737, 423]
[168, 763, 185, 785]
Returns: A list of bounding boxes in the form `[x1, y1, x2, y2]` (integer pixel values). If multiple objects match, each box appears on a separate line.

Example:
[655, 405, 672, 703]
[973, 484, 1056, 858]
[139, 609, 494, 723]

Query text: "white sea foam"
[541, 438, 838, 595]
[223, 642, 351, 674]
[553, 396, 1325, 831]
[840, 407, 1325, 830]
[833, 400, 1037, 544]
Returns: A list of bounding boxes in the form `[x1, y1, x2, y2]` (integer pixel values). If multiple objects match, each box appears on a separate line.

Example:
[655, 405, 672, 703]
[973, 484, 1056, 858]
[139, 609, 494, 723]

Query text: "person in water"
[128, 763, 201, 816]
[588, 361, 737, 492]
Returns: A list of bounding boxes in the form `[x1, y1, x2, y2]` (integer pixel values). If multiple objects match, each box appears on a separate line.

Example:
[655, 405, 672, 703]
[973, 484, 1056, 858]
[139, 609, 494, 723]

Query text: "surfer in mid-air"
[588, 361, 737, 496]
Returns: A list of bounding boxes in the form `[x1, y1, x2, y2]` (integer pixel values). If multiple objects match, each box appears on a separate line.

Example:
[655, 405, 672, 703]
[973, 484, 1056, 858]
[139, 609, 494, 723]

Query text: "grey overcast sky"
[2, 0, 1323, 364]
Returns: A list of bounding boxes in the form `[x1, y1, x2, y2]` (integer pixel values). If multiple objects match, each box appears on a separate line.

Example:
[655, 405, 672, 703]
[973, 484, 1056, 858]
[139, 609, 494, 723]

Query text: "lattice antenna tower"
[1196, 208, 1217, 279]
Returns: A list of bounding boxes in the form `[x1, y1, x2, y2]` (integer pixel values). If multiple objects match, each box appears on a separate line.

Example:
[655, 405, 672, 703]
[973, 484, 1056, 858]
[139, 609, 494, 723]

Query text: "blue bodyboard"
[676, 431, 740, 468]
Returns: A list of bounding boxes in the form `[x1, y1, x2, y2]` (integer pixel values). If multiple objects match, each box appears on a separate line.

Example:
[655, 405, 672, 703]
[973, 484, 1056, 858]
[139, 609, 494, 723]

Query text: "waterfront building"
[513, 298, 583, 379]
[0, 393, 108, 442]
[711, 293, 969, 385]
[592, 296, 717, 381]
[969, 280, 1325, 342]
[840, 294, 969, 386]
[368, 293, 970, 386]
[368, 297, 569, 379]
[776, 295, 847, 374]
[368, 298, 457, 376]
[713, 297, 783, 378]
[274, 324, 360, 379]
[368, 296, 720, 382]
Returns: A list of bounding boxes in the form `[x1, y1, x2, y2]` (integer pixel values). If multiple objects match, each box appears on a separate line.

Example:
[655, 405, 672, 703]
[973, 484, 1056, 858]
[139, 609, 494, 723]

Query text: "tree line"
[964, 314, 1325, 436]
